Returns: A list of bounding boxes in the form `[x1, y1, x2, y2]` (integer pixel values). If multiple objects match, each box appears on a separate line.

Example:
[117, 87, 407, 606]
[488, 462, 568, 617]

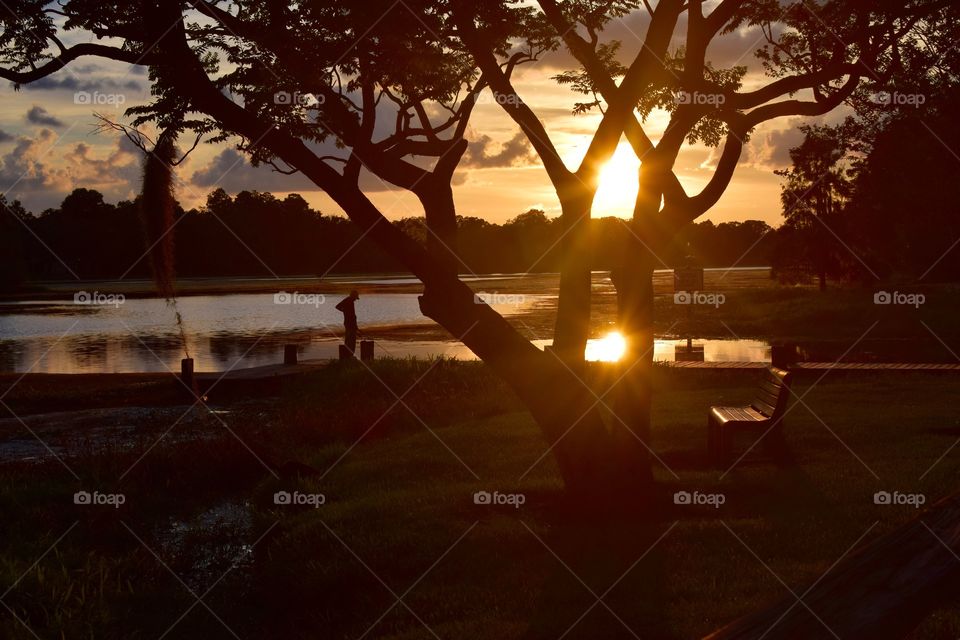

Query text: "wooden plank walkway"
[668, 361, 960, 371]
[795, 361, 960, 371]
[667, 361, 766, 369]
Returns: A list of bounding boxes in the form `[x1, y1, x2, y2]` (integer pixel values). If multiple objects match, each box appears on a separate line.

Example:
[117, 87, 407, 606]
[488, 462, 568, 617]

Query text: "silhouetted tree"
[0, 195, 30, 291]
[2, 0, 956, 498]
[775, 125, 851, 290]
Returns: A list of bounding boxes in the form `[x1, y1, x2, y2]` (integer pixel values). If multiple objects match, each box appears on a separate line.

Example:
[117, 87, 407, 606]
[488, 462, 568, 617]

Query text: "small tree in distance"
[775, 125, 851, 290]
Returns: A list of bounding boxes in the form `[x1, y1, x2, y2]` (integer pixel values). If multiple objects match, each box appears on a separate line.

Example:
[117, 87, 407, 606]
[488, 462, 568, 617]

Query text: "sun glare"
[592, 142, 641, 218]
[585, 331, 627, 362]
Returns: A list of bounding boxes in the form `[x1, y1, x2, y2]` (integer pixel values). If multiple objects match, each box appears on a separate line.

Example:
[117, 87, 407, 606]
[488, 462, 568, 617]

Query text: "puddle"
[155, 499, 255, 593]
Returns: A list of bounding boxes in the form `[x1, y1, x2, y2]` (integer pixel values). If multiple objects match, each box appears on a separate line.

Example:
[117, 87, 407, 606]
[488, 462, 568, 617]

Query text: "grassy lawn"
[2, 361, 960, 638]
[651, 284, 960, 343]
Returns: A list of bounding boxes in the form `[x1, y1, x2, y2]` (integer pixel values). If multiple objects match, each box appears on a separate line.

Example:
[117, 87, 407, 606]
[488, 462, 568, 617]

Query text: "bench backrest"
[750, 366, 792, 419]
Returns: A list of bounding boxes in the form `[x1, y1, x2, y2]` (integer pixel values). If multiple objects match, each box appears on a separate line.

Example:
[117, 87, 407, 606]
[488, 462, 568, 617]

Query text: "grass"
[2, 361, 960, 638]
[651, 284, 960, 343]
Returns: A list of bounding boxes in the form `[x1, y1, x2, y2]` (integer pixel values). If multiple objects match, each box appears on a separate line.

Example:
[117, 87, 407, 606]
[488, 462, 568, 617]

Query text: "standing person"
[335, 289, 360, 355]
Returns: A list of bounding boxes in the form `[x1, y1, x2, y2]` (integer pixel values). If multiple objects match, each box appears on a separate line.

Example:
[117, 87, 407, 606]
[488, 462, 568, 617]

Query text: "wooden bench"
[708, 366, 793, 465]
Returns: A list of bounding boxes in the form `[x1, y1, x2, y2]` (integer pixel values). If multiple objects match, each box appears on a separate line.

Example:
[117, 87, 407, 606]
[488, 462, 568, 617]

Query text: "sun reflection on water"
[584, 331, 627, 362]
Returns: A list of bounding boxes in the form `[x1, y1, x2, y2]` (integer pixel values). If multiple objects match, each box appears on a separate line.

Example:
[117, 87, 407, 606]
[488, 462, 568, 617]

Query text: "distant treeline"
[0, 187, 775, 290]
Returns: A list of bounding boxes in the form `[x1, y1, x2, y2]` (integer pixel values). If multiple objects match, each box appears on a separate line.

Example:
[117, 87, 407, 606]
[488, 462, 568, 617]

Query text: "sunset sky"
[0, 4, 849, 226]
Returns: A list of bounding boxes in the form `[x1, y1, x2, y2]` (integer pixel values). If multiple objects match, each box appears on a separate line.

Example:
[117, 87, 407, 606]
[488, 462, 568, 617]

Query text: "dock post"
[771, 344, 798, 368]
[360, 340, 374, 361]
[284, 344, 298, 365]
[181, 358, 194, 389]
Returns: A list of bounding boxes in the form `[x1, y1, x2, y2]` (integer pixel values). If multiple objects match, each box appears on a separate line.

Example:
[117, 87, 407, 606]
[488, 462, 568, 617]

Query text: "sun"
[585, 331, 627, 362]
[592, 142, 641, 218]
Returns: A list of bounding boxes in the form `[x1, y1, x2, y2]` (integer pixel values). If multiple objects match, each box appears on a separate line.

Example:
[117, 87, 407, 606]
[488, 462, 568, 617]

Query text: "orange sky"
[0, 6, 844, 227]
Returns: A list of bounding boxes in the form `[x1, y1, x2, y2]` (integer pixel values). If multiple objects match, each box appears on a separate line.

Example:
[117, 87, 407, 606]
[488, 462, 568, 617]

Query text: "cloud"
[25, 106, 66, 128]
[189, 147, 399, 196]
[0, 131, 141, 211]
[61, 138, 141, 196]
[462, 132, 538, 168]
[0, 129, 72, 204]
[532, 8, 773, 73]
[742, 116, 835, 171]
[190, 148, 318, 193]
[0, 130, 13, 144]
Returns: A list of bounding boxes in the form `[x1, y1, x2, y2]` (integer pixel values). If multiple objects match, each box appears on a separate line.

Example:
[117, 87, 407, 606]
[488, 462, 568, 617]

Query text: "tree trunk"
[418, 285, 623, 500]
[416, 176, 461, 276]
[552, 186, 594, 363]
[609, 249, 657, 490]
[412, 167, 619, 498]
[604, 163, 673, 493]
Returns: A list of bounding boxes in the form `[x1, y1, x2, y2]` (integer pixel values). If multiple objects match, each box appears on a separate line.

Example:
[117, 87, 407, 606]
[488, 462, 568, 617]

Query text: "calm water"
[0, 292, 527, 373]
[0, 273, 773, 373]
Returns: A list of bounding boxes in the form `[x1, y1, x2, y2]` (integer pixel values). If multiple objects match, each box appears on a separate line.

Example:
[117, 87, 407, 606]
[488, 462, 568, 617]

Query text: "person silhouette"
[335, 289, 360, 355]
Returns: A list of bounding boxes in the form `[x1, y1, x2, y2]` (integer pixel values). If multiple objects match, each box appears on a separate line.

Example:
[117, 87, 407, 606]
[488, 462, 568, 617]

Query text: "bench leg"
[708, 417, 718, 462]
[762, 421, 790, 463]
[718, 425, 734, 467]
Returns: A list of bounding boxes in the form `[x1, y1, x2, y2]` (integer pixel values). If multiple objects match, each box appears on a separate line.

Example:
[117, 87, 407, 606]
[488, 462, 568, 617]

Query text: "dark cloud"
[745, 116, 833, 170]
[74, 63, 103, 74]
[760, 126, 806, 168]
[462, 132, 538, 168]
[25, 74, 144, 94]
[192, 148, 313, 192]
[189, 148, 396, 196]
[532, 8, 772, 71]
[25, 106, 66, 128]
[0, 130, 13, 143]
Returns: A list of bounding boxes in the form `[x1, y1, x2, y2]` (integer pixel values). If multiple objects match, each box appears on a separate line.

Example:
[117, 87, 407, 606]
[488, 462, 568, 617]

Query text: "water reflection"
[0, 327, 775, 373]
[5, 287, 943, 372]
[584, 332, 628, 362]
[0, 292, 543, 373]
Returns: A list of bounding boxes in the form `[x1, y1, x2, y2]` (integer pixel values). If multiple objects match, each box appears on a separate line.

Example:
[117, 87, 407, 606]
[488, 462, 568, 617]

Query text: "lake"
[0, 270, 773, 373]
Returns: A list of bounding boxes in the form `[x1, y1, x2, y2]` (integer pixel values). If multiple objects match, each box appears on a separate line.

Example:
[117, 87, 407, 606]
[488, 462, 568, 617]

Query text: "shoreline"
[0, 267, 772, 301]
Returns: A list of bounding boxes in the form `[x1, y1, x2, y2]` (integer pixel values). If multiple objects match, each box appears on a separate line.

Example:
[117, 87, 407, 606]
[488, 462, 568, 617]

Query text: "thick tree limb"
[0, 43, 147, 84]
